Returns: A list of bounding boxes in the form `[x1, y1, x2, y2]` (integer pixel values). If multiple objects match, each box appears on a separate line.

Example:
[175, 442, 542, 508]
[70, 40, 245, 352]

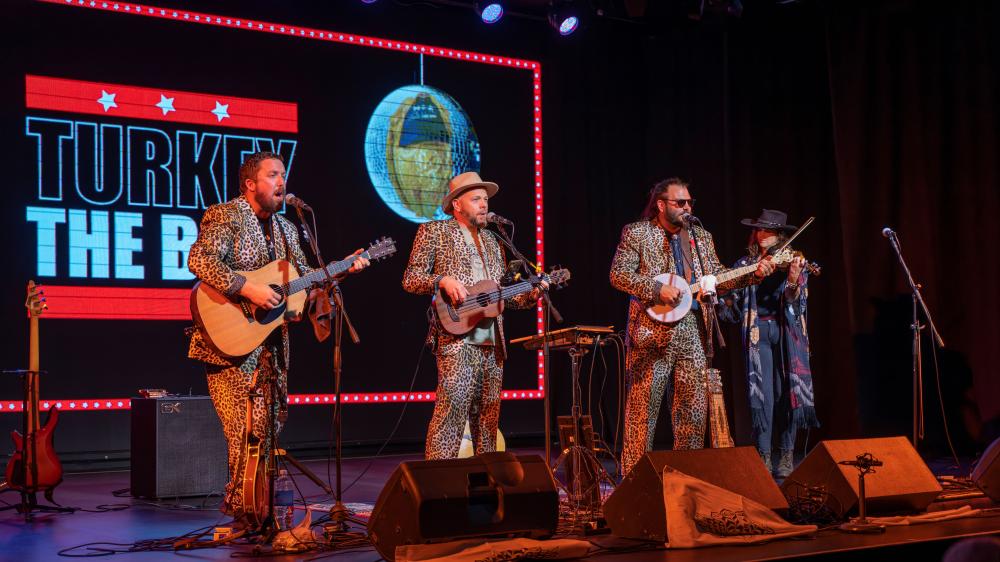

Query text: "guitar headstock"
[25, 280, 47, 319]
[545, 267, 572, 289]
[365, 236, 397, 262]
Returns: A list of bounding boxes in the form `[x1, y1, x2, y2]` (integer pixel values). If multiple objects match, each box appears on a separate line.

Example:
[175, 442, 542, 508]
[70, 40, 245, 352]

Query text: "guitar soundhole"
[475, 293, 491, 308]
[251, 286, 286, 324]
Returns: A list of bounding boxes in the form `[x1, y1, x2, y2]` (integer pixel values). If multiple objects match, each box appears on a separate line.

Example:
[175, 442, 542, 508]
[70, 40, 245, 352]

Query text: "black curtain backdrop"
[4, 0, 997, 460]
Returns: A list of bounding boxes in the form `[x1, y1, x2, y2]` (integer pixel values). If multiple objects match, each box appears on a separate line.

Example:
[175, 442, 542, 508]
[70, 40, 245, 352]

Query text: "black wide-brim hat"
[740, 209, 797, 231]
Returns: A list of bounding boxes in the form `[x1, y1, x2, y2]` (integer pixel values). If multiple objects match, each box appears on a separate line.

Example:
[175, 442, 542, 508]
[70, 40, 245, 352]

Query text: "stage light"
[548, 1, 582, 36]
[361, 0, 379, 4]
[475, 2, 505, 24]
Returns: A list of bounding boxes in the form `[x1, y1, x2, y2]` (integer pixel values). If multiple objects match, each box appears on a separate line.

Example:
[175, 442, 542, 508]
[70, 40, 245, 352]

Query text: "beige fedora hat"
[441, 171, 499, 215]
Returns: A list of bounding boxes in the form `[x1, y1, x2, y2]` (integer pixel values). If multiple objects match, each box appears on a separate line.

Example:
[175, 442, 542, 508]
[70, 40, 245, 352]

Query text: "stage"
[4, 448, 998, 561]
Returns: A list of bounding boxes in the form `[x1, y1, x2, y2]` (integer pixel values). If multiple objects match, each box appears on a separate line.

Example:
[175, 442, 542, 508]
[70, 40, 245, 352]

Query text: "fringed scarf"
[731, 260, 819, 435]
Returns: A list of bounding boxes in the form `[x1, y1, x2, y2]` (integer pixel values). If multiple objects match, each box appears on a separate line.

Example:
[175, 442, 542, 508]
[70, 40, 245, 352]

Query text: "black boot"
[776, 449, 794, 478]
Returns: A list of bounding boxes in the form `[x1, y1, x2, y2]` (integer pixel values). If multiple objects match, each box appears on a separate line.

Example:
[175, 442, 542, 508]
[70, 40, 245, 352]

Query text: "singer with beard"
[610, 178, 775, 476]
[187, 151, 368, 521]
[402, 171, 546, 460]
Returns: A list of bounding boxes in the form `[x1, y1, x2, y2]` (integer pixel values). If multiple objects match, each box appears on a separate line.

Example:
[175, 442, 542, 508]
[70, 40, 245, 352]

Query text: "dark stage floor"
[2, 448, 999, 561]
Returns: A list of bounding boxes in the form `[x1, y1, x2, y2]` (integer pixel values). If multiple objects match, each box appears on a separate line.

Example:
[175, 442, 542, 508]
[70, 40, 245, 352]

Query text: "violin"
[768, 247, 822, 276]
[792, 250, 822, 276]
[5, 282, 64, 500]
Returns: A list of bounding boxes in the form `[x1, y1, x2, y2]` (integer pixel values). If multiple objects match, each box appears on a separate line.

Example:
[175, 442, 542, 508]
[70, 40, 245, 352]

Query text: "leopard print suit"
[187, 195, 313, 517]
[402, 218, 535, 460]
[610, 219, 751, 476]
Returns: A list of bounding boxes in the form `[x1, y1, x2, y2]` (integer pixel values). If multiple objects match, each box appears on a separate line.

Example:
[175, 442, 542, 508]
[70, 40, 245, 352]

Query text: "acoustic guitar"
[646, 248, 794, 323]
[191, 237, 396, 357]
[5, 281, 64, 500]
[433, 268, 571, 336]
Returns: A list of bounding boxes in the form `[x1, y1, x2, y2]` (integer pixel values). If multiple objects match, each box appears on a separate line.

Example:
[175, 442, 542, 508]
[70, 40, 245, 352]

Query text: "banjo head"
[646, 273, 692, 323]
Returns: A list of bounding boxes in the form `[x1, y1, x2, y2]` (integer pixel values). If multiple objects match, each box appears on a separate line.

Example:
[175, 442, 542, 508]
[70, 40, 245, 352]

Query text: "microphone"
[681, 213, 701, 225]
[485, 212, 513, 225]
[284, 193, 312, 211]
[881, 227, 895, 239]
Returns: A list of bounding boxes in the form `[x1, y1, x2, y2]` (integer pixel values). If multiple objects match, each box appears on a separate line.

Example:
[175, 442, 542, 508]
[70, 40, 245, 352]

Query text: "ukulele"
[5, 281, 64, 500]
[433, 268, 571, 336]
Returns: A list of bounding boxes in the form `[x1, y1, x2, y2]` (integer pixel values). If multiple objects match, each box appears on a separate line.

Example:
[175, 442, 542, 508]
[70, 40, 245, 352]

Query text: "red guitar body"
[6, 406, 63, 491]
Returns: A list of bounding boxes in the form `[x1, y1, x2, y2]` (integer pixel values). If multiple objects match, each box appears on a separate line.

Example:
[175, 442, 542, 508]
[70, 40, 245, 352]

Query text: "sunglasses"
[664, 198, 696, 208]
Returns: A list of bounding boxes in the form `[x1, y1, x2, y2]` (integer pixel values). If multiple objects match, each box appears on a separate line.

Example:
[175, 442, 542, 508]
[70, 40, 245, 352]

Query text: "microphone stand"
[292, 205, 362, 532]
[490, 220, 563, 467]
[884, 229, 944, 448]
[684, 217, 726, 355]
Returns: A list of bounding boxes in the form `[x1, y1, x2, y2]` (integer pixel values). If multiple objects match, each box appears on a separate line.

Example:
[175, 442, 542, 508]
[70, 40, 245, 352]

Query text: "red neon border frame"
[16, 0, 546, 411]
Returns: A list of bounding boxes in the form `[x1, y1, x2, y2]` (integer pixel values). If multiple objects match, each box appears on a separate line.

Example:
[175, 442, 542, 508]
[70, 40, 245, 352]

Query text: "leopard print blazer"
[610, 219, 751, 348]
[402, 218, 535, 360]
[187, 195, 313, 372]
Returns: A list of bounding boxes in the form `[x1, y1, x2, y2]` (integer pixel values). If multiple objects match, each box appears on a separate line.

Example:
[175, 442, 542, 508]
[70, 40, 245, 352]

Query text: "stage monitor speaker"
[780, 436, 942, 517]
[604, 446, 787, 542]
[972, 436, 1000, 502]
[130, 396, 227, 498]
[368, 452, 558, 562]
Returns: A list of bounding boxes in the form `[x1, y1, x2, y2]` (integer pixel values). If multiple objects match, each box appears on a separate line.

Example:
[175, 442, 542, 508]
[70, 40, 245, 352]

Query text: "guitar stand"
[550, 345, 615, 534]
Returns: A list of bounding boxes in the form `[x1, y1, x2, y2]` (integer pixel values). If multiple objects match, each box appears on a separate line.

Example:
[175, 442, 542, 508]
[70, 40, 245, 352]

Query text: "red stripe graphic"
[41, 285, 190, 320]
[26, 75, 298, 133]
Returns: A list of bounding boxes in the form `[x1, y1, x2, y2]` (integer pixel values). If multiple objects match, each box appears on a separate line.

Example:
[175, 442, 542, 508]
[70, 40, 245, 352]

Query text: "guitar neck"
[28, 315, 41, 430]
[285, 253, 365, 296]
[691, 262, 758, 292]
[487, 280, 535, 303]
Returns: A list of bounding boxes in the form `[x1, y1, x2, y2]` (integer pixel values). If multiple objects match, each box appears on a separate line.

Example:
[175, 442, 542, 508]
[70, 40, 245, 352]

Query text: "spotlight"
[361, 0, 379, 4]
[548, 0, 583, 36]
[475, 2, 505, 24]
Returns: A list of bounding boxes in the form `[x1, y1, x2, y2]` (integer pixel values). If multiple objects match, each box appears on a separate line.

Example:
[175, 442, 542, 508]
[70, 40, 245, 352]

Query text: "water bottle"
[273, 469, 294, 530]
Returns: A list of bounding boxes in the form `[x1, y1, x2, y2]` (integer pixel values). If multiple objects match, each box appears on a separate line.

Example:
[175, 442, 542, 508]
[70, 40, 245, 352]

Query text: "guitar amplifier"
[130, 396, 228, 498]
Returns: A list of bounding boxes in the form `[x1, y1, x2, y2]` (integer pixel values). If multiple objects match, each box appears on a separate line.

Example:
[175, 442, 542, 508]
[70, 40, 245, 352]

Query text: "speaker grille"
[130, 396, 227, 498]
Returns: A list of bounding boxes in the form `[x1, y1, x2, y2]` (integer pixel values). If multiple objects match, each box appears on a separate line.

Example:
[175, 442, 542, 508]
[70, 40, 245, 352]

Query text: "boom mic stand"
[490, 220, 563, 466]
[883, 228, 944, 448]
[292, 205, 364, 534]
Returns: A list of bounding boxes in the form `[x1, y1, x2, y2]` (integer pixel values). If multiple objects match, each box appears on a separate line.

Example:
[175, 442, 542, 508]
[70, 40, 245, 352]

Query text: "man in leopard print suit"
[610, 178, 775, 476]
[188, 151, 367, 520]
[402, 171, 545, 460]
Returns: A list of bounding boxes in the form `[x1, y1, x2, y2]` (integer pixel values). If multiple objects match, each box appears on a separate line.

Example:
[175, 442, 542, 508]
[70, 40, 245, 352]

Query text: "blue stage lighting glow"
[480, 3, 504, 24]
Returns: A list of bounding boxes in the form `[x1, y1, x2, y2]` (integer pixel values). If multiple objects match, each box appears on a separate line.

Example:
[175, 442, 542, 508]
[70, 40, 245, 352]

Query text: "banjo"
[646, 247, 794, 323]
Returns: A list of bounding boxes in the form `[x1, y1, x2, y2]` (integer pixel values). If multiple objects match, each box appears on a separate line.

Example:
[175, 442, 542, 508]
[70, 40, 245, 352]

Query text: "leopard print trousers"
[425, 344, 503, 460]
[621, 313, 708, 476]
[206, 348, 287, 518]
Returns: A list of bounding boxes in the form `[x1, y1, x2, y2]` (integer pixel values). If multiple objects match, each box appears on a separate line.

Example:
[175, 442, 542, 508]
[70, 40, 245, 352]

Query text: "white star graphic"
[155, 94, 175, 116]
[97, 90, 118, 112]
[211, 101, 230, 122]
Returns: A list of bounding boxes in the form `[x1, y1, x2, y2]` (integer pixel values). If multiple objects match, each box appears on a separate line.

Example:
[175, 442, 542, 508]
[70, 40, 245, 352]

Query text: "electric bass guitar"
[4, 281, 64, 500]
[646, 248, 794, 323]
[434, 268, 571, 336]
[191, 237, 396, 357]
